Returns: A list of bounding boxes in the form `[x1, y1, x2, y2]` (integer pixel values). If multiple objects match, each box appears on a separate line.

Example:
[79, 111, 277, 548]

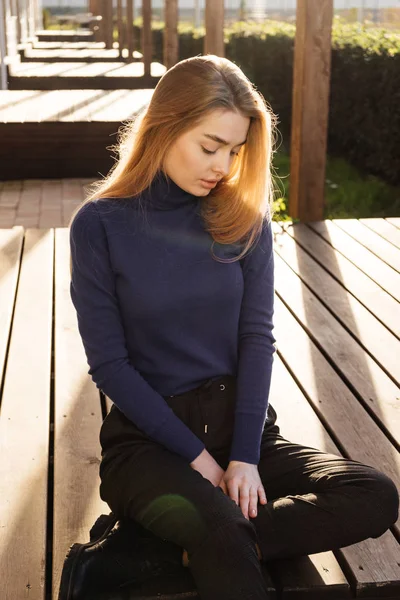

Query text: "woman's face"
[163, 108, 250, 197]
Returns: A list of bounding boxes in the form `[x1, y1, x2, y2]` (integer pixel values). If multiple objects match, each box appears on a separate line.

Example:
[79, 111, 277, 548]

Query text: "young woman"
[62, 55, 398, 600]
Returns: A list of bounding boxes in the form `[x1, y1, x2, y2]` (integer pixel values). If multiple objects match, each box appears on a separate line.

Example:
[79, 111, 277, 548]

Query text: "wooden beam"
[289, 0, 333, 222]
[204, 0, 224, 57]
[142, 0, 152, 77]
[163, 0, 178, 69]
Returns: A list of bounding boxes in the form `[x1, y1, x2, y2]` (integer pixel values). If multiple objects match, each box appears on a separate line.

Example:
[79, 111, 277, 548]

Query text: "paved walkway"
[0, 179, 94, 228]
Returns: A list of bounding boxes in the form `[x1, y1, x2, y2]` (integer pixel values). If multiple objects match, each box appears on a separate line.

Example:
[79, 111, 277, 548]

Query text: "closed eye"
[201, 146, 240, 157]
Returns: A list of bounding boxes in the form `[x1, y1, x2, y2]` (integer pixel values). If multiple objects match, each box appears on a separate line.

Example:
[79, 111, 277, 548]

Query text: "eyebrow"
[203, 133, 247, 147]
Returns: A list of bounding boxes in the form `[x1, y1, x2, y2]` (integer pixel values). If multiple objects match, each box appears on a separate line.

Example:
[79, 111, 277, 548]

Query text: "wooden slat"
[308, 220, 400, 305]
[52, 228, 109, 597]
[359, 217, 400, 250]
[204, 0, 224, 56]
[289, 0, 333, 221]
[273, 296, 400, 597]
[271, 356, 400, 599]
[273, 289, 400, 534]
[0, 228, 53, 600]
[164, 0, 178, 69]
[333, 218, 400, 274]
[267, 356, 352, 599]
[287, 222, 400, 339]
[142, 0, 152, 78]
[273, 222, 400, 396]
[387, 217, 400, 230]
[0, 227, 23, 384]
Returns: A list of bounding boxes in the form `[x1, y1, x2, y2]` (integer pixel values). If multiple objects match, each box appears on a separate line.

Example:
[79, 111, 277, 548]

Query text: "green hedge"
[133, 16, 400, 186]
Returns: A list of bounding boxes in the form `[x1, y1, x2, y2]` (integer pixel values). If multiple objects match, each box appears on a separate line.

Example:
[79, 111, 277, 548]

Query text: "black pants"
[99, 374, 399, 600]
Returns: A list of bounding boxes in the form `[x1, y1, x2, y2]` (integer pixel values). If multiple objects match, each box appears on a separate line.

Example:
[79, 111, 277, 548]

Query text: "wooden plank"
[0, 228, 53, 600]
[273, 297, 400, 597]
[281, 222, 400, 340]
[333, 218, 400, 274]
[359, 217, 400, 250]
[273, 288, 400, 533]
[142, 0, 152, 77]
[386, 217, 400, 230]
[90, 88, 153, 121]
[266, 356, 352, 599]
[0, 227, 23, 381]
[308, 220, 400, 305]
[23, 47, 122, 60]
[289, 0, 333, 221]
[164, 0, 178, 69]
[52, 228, 109, 597]
[204, 0, 224, 56]
[273, 222, 400, 393]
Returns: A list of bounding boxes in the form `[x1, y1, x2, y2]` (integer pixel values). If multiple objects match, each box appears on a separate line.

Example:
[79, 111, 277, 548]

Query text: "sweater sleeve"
[229, 218, 276, 465]
[69, 201, 205, 463]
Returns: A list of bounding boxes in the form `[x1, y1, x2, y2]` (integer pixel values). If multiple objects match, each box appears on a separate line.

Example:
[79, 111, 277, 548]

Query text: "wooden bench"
[0, 217, 399, 599]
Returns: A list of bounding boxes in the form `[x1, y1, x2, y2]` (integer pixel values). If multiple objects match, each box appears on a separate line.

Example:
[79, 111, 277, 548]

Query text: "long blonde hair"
[70, 54, 278, 263]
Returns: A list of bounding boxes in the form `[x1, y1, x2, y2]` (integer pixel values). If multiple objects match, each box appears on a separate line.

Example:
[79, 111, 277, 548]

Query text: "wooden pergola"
[0, 0, 333, 221]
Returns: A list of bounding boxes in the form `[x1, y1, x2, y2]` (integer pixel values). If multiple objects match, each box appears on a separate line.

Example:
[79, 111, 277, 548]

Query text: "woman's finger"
[227, 479, 240, 507]
[258, 485, 268, 505]
[249, 487, 259, 518]
[218, 479, 228, 495]
[239, 487, 250, 520]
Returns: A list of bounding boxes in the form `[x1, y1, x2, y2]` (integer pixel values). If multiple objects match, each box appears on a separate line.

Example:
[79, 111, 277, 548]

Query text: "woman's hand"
[190, 448, 225, 487]
[218, 461, 267, 520]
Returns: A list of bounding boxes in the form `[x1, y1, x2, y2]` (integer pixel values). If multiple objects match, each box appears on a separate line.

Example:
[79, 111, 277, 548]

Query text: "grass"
[272, 151, 400, 222]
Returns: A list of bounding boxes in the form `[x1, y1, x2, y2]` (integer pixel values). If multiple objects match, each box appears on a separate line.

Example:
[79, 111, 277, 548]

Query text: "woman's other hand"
[190, 448, 225, 487]
[218, 461, 268, 520]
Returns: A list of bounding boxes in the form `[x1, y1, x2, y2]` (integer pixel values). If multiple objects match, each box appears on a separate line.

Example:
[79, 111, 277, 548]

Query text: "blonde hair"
[70, 54, 278, 263]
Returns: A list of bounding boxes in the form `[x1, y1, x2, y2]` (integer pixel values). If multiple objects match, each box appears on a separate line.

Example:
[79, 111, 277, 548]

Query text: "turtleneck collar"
[146, 170, 199, 211]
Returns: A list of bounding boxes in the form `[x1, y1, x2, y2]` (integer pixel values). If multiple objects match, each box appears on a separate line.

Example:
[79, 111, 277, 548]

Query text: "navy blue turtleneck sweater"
[70, 171, 276, 465]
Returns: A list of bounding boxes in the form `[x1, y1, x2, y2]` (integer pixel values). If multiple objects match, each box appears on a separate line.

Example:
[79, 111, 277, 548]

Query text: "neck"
[147, 170, 198, 210]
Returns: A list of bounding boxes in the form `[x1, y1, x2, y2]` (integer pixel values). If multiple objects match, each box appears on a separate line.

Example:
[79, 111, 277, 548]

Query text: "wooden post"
[13, 0, 22, 45]
[27, 0, 35, 40]
[101, 0, 113, 49]
[0, 0, 8, 89]
[289, 0, 333, 222]
[163, 0, 178, 69]
[127, 0, 134, 60]
[204, 0, 224, 57]
[35, 0, 43, 30]
[142, 0, 152, 78]
[117, 0, 125, 58]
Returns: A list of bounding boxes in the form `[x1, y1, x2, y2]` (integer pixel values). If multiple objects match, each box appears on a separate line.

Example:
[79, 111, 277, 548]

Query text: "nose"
[212, 152, 232, 178]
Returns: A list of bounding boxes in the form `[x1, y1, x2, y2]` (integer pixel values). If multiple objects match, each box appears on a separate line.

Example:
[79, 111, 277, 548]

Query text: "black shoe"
[57, 512, 185, 600]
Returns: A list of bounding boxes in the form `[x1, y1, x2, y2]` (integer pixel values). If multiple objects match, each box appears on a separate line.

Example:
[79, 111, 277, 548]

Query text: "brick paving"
[0, 178, 95, 228]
